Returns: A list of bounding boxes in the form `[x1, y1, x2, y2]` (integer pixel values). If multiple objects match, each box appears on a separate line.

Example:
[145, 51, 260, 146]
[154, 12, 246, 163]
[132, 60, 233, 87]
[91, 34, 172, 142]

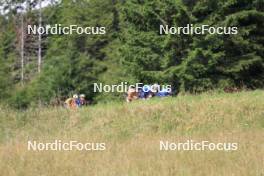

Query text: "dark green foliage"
[120, 0, 264, 92]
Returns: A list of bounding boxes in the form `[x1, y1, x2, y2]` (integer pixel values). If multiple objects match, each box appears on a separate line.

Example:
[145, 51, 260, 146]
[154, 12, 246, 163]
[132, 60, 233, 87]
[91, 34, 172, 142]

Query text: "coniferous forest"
[0, 0, 263, 108]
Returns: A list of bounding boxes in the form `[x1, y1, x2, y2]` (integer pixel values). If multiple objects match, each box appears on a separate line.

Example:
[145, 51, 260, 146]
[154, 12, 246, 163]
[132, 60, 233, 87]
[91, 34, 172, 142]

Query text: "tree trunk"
[20, 14, 24, 84]
[38, 0, 42, 73]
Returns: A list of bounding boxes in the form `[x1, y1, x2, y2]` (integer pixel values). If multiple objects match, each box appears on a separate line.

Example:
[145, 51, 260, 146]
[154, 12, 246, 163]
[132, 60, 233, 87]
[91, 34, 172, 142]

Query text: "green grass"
[0, 90, 264, 176]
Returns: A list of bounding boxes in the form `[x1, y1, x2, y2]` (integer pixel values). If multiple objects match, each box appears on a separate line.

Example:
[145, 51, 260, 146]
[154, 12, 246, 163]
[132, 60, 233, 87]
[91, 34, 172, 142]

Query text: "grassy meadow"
[0, 90, 264, 176]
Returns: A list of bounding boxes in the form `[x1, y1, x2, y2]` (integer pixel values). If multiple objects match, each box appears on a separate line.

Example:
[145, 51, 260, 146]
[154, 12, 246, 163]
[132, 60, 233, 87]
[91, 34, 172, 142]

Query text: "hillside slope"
[0, 91, 264, 176]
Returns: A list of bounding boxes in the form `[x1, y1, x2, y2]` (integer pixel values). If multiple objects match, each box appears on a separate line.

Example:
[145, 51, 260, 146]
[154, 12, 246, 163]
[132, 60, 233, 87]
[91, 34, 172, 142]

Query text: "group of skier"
[126, 84, 172, 102]
[64, 94, 87, 109]
[64, 84, 172, 109]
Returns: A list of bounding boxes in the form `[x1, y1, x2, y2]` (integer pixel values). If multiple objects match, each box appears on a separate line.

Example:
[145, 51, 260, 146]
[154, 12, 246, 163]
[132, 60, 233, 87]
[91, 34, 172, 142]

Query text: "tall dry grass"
[0, 90, 263, 176]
